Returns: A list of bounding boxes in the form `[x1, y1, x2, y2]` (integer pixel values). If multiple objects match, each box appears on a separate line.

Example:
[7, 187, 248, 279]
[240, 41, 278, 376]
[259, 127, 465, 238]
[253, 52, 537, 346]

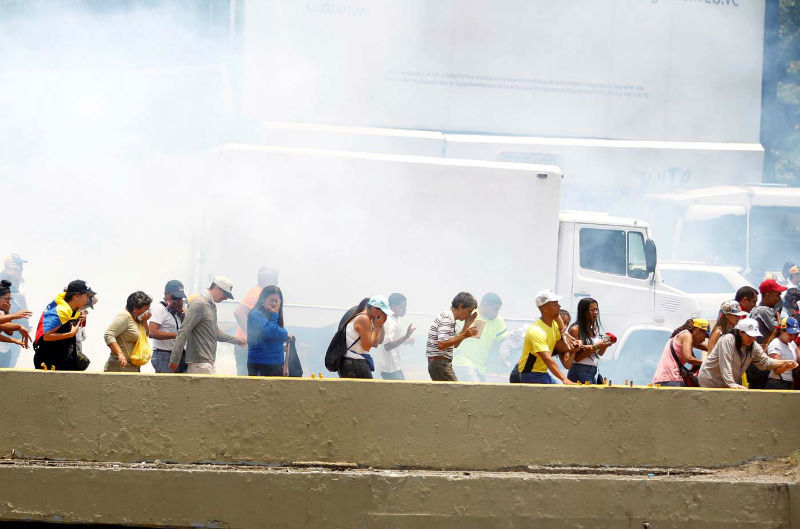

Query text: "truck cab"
[556, 211, 698, 334]
[555, 211, 699, 382]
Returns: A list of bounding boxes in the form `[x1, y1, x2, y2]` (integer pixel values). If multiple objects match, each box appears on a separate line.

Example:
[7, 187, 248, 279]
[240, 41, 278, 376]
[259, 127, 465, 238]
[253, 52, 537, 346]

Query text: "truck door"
[571, 226, 655, 332]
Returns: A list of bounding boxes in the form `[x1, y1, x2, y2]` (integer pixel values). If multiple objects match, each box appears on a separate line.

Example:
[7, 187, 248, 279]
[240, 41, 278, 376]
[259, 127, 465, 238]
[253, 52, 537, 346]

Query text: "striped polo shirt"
[426, 310, 457, 359]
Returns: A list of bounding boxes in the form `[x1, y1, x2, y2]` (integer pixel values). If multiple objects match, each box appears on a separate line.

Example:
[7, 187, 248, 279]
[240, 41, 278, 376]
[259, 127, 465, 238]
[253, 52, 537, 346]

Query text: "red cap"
[759, 279, 787, 295]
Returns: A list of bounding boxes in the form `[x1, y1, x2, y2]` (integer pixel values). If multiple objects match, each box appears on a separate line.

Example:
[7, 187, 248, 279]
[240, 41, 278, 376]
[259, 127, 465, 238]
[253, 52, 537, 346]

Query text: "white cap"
[735, 317, 762, 338]
[212, 275, 235, 299]
[535, 289, 562, 307]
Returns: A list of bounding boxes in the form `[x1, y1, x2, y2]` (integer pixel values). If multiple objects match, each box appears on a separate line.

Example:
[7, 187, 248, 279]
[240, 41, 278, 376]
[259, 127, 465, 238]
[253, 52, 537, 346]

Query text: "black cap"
[65, 279, 96, 297]
[165, 279, 186, 299]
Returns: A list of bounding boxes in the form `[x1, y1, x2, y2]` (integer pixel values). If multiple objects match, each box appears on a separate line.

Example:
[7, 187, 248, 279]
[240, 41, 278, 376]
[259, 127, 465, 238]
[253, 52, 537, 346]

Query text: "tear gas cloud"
[1, 1, 241, 371]
[0, 0, 790, 375]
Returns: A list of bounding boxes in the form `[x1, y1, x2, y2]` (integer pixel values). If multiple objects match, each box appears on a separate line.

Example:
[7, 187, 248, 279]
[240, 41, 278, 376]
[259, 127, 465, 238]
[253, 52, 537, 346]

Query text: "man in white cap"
[517, 290, 576, 385]
[697, 318, 797, 389]
[169, 276, 246, 375]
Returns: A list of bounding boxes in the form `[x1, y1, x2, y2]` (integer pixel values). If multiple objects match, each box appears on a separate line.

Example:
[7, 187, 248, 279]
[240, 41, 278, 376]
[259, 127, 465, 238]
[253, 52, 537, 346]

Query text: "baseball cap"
[720, 300, 747, 317]
[759, 278, 787, 295]
[367, 294, 392, 315]
[4, 253, 27, 267]
[735, 317, 762, 338]
[781, 317, 800, 334]
[164, 279, 187, 299]
[535, 289, 563, 307]
[212, 275, 234, 299]
[691, 318, 710, 336]
[65, 279, 96, 297]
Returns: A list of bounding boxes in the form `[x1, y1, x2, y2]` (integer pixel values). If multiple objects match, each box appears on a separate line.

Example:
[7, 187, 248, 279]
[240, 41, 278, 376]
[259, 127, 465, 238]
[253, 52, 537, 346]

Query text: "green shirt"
[452, 312, 508, 374]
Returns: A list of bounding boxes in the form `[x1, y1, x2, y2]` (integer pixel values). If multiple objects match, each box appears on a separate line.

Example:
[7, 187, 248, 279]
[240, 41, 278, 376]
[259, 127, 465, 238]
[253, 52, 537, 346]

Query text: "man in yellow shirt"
[453, 292, 508, 382]
[518, 290, 576, 385]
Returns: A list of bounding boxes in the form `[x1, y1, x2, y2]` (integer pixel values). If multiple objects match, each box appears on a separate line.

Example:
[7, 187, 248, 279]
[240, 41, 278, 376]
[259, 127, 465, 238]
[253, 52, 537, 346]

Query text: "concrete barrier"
[1, 370, 798, 470]
[0, 462, 794, 528]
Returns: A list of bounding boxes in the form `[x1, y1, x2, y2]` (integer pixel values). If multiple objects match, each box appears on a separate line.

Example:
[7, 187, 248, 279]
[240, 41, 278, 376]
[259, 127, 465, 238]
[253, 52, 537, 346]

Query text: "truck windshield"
[679, 214, 746, 269]
[749, 206, 800, 273]
[659, 270, 735, 294]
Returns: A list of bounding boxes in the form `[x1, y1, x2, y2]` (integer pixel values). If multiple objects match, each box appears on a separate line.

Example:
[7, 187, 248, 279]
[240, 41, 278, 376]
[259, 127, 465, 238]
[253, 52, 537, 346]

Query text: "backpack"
[324, 308, 362, 372]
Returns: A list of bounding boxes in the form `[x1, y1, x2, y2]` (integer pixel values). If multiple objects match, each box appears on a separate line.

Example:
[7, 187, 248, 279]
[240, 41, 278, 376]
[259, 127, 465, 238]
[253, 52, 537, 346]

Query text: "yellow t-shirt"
[453, 312, 508, 374]
[517, 319, 560, 373]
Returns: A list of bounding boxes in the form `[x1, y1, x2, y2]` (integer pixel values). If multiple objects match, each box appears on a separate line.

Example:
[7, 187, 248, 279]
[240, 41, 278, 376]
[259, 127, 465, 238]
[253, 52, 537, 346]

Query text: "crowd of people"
[648, 280, 800, 389]
[2, 257, 799, 390]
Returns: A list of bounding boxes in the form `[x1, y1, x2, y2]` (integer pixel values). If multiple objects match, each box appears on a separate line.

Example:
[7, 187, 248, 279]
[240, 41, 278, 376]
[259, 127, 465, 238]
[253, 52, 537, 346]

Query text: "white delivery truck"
[196, 145, 697, 382]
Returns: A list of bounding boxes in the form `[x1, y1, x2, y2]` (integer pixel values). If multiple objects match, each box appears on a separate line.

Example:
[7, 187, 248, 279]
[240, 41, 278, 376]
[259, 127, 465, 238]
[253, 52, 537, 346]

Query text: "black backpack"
[324, 308, 361, 372]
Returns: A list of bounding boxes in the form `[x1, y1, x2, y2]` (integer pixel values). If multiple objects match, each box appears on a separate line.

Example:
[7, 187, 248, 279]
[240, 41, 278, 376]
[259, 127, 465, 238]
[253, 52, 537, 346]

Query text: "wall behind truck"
[243, 0, 765, 143]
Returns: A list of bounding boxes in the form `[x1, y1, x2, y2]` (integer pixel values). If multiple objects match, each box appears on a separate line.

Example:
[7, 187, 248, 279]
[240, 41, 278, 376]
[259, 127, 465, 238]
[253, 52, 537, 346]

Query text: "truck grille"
[657, 298, 681, 313]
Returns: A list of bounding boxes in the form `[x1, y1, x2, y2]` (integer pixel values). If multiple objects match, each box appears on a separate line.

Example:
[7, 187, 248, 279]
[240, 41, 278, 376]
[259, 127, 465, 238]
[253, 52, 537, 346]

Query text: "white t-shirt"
[576, 335, 602, 367]
[767, 339, 797, 382]
[149, 301, 182, 351]
[375, 314, 405, 373]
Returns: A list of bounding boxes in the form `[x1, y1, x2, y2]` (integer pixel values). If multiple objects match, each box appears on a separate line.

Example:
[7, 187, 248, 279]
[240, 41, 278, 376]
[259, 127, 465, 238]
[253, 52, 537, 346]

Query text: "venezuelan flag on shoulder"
[34, 292, 79, 343]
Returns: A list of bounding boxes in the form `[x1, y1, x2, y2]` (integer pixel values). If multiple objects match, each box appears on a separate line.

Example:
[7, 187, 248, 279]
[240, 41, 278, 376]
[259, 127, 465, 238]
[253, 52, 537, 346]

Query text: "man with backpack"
[336, 295, 391, 379]
[149, 280, 187, 373]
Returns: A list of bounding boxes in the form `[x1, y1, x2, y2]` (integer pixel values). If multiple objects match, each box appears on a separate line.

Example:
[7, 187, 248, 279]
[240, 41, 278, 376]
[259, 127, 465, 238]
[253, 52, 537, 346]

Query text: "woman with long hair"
[650, 318, 708, 386]
[566, 298, 612, 383]
[706, 300, 748, 355]
[247, 285, 290, 377]
[104, 290, 152, 372]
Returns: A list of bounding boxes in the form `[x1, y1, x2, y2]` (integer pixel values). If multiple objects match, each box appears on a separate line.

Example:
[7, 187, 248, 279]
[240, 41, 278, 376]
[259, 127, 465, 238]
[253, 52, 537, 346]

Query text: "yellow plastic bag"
[129, 322, 152, 366]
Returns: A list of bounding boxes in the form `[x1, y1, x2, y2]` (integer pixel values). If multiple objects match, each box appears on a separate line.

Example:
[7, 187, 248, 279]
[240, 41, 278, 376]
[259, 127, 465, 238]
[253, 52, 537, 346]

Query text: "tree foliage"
[773, 0, 800, 184]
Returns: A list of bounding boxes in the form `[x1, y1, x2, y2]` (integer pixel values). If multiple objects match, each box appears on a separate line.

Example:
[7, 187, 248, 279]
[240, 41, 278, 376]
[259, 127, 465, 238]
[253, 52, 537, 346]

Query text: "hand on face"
[264, 294, 281, 313]
[463, 310, 478, 327]
[371, 309, 388, 327]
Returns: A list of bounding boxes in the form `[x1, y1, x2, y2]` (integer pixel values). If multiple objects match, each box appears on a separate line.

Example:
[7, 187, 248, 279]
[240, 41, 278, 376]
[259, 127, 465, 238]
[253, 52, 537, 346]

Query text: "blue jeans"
[567, 363, 597, 384]
[655, 380, 685, 387]
[248, 363, 283, 377]
[151, 349, 172, 373]
[234, 345, 249, 376]
[519, 372, 556, 384]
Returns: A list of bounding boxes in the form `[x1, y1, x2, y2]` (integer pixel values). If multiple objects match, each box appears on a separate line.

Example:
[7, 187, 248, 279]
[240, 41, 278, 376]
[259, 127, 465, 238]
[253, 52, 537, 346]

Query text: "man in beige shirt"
[169, 276, 245, 375]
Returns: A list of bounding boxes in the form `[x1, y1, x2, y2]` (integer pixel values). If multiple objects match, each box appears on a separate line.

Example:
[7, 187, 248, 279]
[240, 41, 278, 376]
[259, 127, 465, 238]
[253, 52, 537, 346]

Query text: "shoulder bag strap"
[669, 340, 684, 370]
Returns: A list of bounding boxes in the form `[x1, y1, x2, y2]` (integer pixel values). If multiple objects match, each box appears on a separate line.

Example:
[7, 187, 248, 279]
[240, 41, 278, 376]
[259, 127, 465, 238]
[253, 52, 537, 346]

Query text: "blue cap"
[367, 295, 392, 315]
[783, 317, 800, 335]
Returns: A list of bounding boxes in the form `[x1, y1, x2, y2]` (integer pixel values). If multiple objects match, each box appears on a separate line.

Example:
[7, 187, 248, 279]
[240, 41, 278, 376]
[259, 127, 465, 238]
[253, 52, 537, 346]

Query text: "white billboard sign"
[243, 0, 765, 143]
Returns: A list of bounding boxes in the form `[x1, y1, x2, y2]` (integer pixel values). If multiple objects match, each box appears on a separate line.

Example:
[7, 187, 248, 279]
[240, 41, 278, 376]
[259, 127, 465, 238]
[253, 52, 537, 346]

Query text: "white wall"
[243, 0, 765, 143]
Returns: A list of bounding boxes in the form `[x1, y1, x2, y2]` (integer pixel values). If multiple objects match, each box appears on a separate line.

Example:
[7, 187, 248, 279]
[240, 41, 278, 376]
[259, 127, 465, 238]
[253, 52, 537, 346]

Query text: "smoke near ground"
[0, 0, 791, 376]
[1, 1, 241, 370]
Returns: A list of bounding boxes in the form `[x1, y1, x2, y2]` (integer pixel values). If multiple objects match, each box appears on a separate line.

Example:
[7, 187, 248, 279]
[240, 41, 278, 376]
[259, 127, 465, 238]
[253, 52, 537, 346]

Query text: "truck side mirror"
[645, 239, 657, 275]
